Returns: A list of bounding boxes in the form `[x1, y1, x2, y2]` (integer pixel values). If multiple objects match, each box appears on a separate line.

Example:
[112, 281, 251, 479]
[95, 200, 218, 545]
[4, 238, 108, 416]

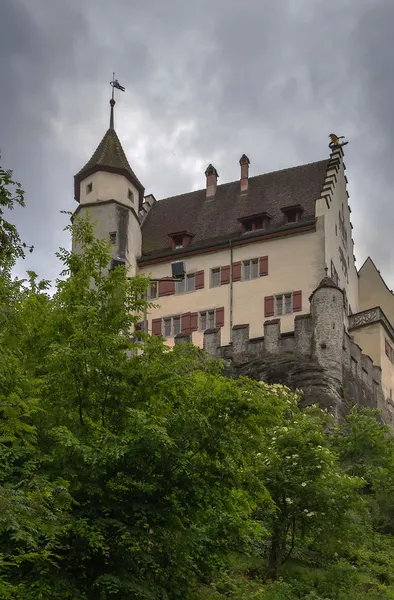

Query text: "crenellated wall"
[175, 277, 394, 427]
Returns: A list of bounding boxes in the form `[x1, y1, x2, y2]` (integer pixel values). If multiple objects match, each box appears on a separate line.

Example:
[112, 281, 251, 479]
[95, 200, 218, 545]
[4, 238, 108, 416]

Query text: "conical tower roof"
[74, 121, 144, 208]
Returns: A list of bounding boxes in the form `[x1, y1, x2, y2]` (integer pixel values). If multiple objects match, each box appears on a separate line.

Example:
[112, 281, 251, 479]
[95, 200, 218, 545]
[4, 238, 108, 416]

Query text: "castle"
[72, 98, 394, 423]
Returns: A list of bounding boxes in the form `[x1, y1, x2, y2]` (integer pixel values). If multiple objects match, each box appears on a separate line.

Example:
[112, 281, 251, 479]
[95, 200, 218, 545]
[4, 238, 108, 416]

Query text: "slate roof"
[140, 159, 328, 258]
[74, 128, 144, 207]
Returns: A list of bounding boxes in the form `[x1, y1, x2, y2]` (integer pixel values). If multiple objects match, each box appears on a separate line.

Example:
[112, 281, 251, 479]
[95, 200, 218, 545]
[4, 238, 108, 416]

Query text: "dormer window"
[238, 212, 271, 234]
[281, 204, 303, 224]
[86, 182, 93, 194]
[168, 231, 194, 250]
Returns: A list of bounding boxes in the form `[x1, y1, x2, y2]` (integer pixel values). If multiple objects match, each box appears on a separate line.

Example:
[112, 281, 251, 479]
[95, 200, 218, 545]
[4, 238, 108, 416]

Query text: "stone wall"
[188, 277, 394, 427]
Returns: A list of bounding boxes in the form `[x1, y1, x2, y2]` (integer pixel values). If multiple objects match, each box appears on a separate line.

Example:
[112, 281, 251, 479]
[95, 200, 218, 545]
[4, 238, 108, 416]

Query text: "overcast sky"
[1, 0, 394, 287]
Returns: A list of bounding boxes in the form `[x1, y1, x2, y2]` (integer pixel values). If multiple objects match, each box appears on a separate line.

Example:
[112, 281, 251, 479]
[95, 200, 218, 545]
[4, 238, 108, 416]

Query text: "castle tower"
[310, 276, 344, 387]
[72, 94, 144, 276]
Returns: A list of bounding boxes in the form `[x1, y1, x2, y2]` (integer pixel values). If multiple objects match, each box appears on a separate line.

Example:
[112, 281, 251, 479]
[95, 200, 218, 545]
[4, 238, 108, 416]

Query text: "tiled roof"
[74, 128, 144, 206]
[76, 128, 137, 179]
[141, 159, 328, 257]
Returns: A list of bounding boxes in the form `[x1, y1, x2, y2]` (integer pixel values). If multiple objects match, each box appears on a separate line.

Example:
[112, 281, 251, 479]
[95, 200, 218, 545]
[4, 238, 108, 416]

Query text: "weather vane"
[109, 72, 125, 129]
[328, 133, 348, 148]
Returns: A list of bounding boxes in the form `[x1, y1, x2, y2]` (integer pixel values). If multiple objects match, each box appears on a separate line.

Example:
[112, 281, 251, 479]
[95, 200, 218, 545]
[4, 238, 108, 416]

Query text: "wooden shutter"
[158, 279, 175, 297]
[220, 265, 230, 285]
[190, 312, 198, 331]
[195, 270, 204, 290]
[215, 307, 225, 327]
[292, 290, 302, 312]
[152, 318, 162, 336]
[232, 261, 242, 282]
[181, 312, 191, 333]
[259, 255, 269, 276]
[264, 296, 275, 317]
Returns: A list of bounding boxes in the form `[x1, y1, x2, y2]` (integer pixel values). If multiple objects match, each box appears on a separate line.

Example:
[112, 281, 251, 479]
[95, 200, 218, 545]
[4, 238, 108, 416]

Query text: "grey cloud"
[1, 0, 394, 287]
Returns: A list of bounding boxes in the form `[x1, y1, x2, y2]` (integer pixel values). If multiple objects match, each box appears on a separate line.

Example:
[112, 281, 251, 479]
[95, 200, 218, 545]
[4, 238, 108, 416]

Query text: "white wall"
[315, 155, 359, 317]
[79, 171, 139, 212]
[139, 227, 325, 346]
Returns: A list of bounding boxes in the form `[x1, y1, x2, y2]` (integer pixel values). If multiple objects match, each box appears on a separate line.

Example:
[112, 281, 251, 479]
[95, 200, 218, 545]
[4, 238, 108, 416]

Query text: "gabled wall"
[315, 146, 358, 317]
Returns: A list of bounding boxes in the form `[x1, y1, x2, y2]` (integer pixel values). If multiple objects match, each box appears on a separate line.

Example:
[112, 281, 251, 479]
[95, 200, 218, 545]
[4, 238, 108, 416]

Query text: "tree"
[255, 392, 364, 580]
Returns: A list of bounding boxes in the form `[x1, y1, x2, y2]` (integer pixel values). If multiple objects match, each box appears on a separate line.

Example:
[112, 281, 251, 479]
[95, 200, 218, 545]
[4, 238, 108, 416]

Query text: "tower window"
[109, 232, 117, 245]
[128, 189, 134, 202]
[86, 182, 93, 194]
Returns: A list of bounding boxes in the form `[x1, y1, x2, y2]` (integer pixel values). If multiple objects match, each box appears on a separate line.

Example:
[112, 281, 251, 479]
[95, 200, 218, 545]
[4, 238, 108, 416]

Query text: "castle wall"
[200, 288, 392, 427]
[139, 227, 324, 346]
[79, 171, 139, 211]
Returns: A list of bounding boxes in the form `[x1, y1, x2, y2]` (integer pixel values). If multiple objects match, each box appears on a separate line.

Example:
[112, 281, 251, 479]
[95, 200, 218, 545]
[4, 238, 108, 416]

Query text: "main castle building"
[72, 101, 394, 416]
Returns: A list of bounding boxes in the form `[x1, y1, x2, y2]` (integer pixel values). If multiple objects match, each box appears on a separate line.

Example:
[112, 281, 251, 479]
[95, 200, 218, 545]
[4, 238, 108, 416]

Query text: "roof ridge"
[156, 158, 328, 203]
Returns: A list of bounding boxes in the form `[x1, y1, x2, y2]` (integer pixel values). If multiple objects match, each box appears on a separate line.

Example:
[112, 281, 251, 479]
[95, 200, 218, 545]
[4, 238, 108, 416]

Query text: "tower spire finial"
[109, 72, 126, 130]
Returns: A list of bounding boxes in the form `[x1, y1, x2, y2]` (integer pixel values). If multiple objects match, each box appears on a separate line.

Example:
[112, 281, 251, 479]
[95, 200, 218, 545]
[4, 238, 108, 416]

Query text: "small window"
[243, 258, 258, 280]
[109, 232, 117, 245]
[173, 235, 183, 249]
[164, 318, 172, 337]
[286, 210, 298, 223]
[173, 316, 181, 336]
[86, 182, 93, 194]
[128, 189, 134, 202]
[200, 309, 216, 331]
[176, 273, 195, 294]
[211, 268, 221, 288]
[187, 273, 195, 292]
[276, 293, 292, 316]
[176, 278, 185, 294]
[148, 282, 158, 299]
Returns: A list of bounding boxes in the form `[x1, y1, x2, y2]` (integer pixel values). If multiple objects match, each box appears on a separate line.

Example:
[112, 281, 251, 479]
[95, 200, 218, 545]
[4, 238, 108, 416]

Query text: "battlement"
[174, 276, 393, 428]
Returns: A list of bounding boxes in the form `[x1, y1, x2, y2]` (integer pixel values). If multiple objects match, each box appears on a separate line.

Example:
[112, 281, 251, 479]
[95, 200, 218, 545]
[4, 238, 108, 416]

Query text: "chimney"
[205, 164, 218, 198]
[240, 154, 250, 193]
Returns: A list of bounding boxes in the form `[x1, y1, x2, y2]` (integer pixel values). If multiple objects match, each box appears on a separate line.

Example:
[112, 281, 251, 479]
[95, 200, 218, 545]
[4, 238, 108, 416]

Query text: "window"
[109, 232, 117, 245]
[200, 310, 216, 331]
[163, 315, 181, 337]
[176, 273, 195, 294]
[243, 258, 258, 280]
[211, 268, 221, 288]
[176, 278, 185, 294]
[281, 205, 303, 224]
[173, 316, 181, 336]
[286, 210, 298, 223]
[148, 282, 158, 299]
[173, 235, 183, 249]
[276, 293, 292, 316]
[331, 260, 339, 286]
[385, 339, 394, 364]
[86, 182, 93, 194]
[128, 189, 134, 202]
[164, 318, 171, 337]
[239, 213, 270, 234]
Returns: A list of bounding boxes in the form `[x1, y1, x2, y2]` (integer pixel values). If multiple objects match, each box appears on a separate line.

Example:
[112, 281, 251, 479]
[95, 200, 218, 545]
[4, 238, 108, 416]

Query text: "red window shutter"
[190, 312, 198, 331]
[215, 307, 225, 328]
[220, 265, 230, 285]
[181, 312, 191, 333]
[259, 255, 269, 276]
[195, 270, 204, 290]
[158, 279, 175, 297]
[152, 318, 162, 336]
[232, 261, 242, 282]
[292, 290, 302, 312]
[264, 296, 274, 317]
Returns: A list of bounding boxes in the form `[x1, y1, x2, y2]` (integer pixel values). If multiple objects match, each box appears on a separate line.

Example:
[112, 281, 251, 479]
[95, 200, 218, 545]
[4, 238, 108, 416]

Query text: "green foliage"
[2, 170, 394, 598]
